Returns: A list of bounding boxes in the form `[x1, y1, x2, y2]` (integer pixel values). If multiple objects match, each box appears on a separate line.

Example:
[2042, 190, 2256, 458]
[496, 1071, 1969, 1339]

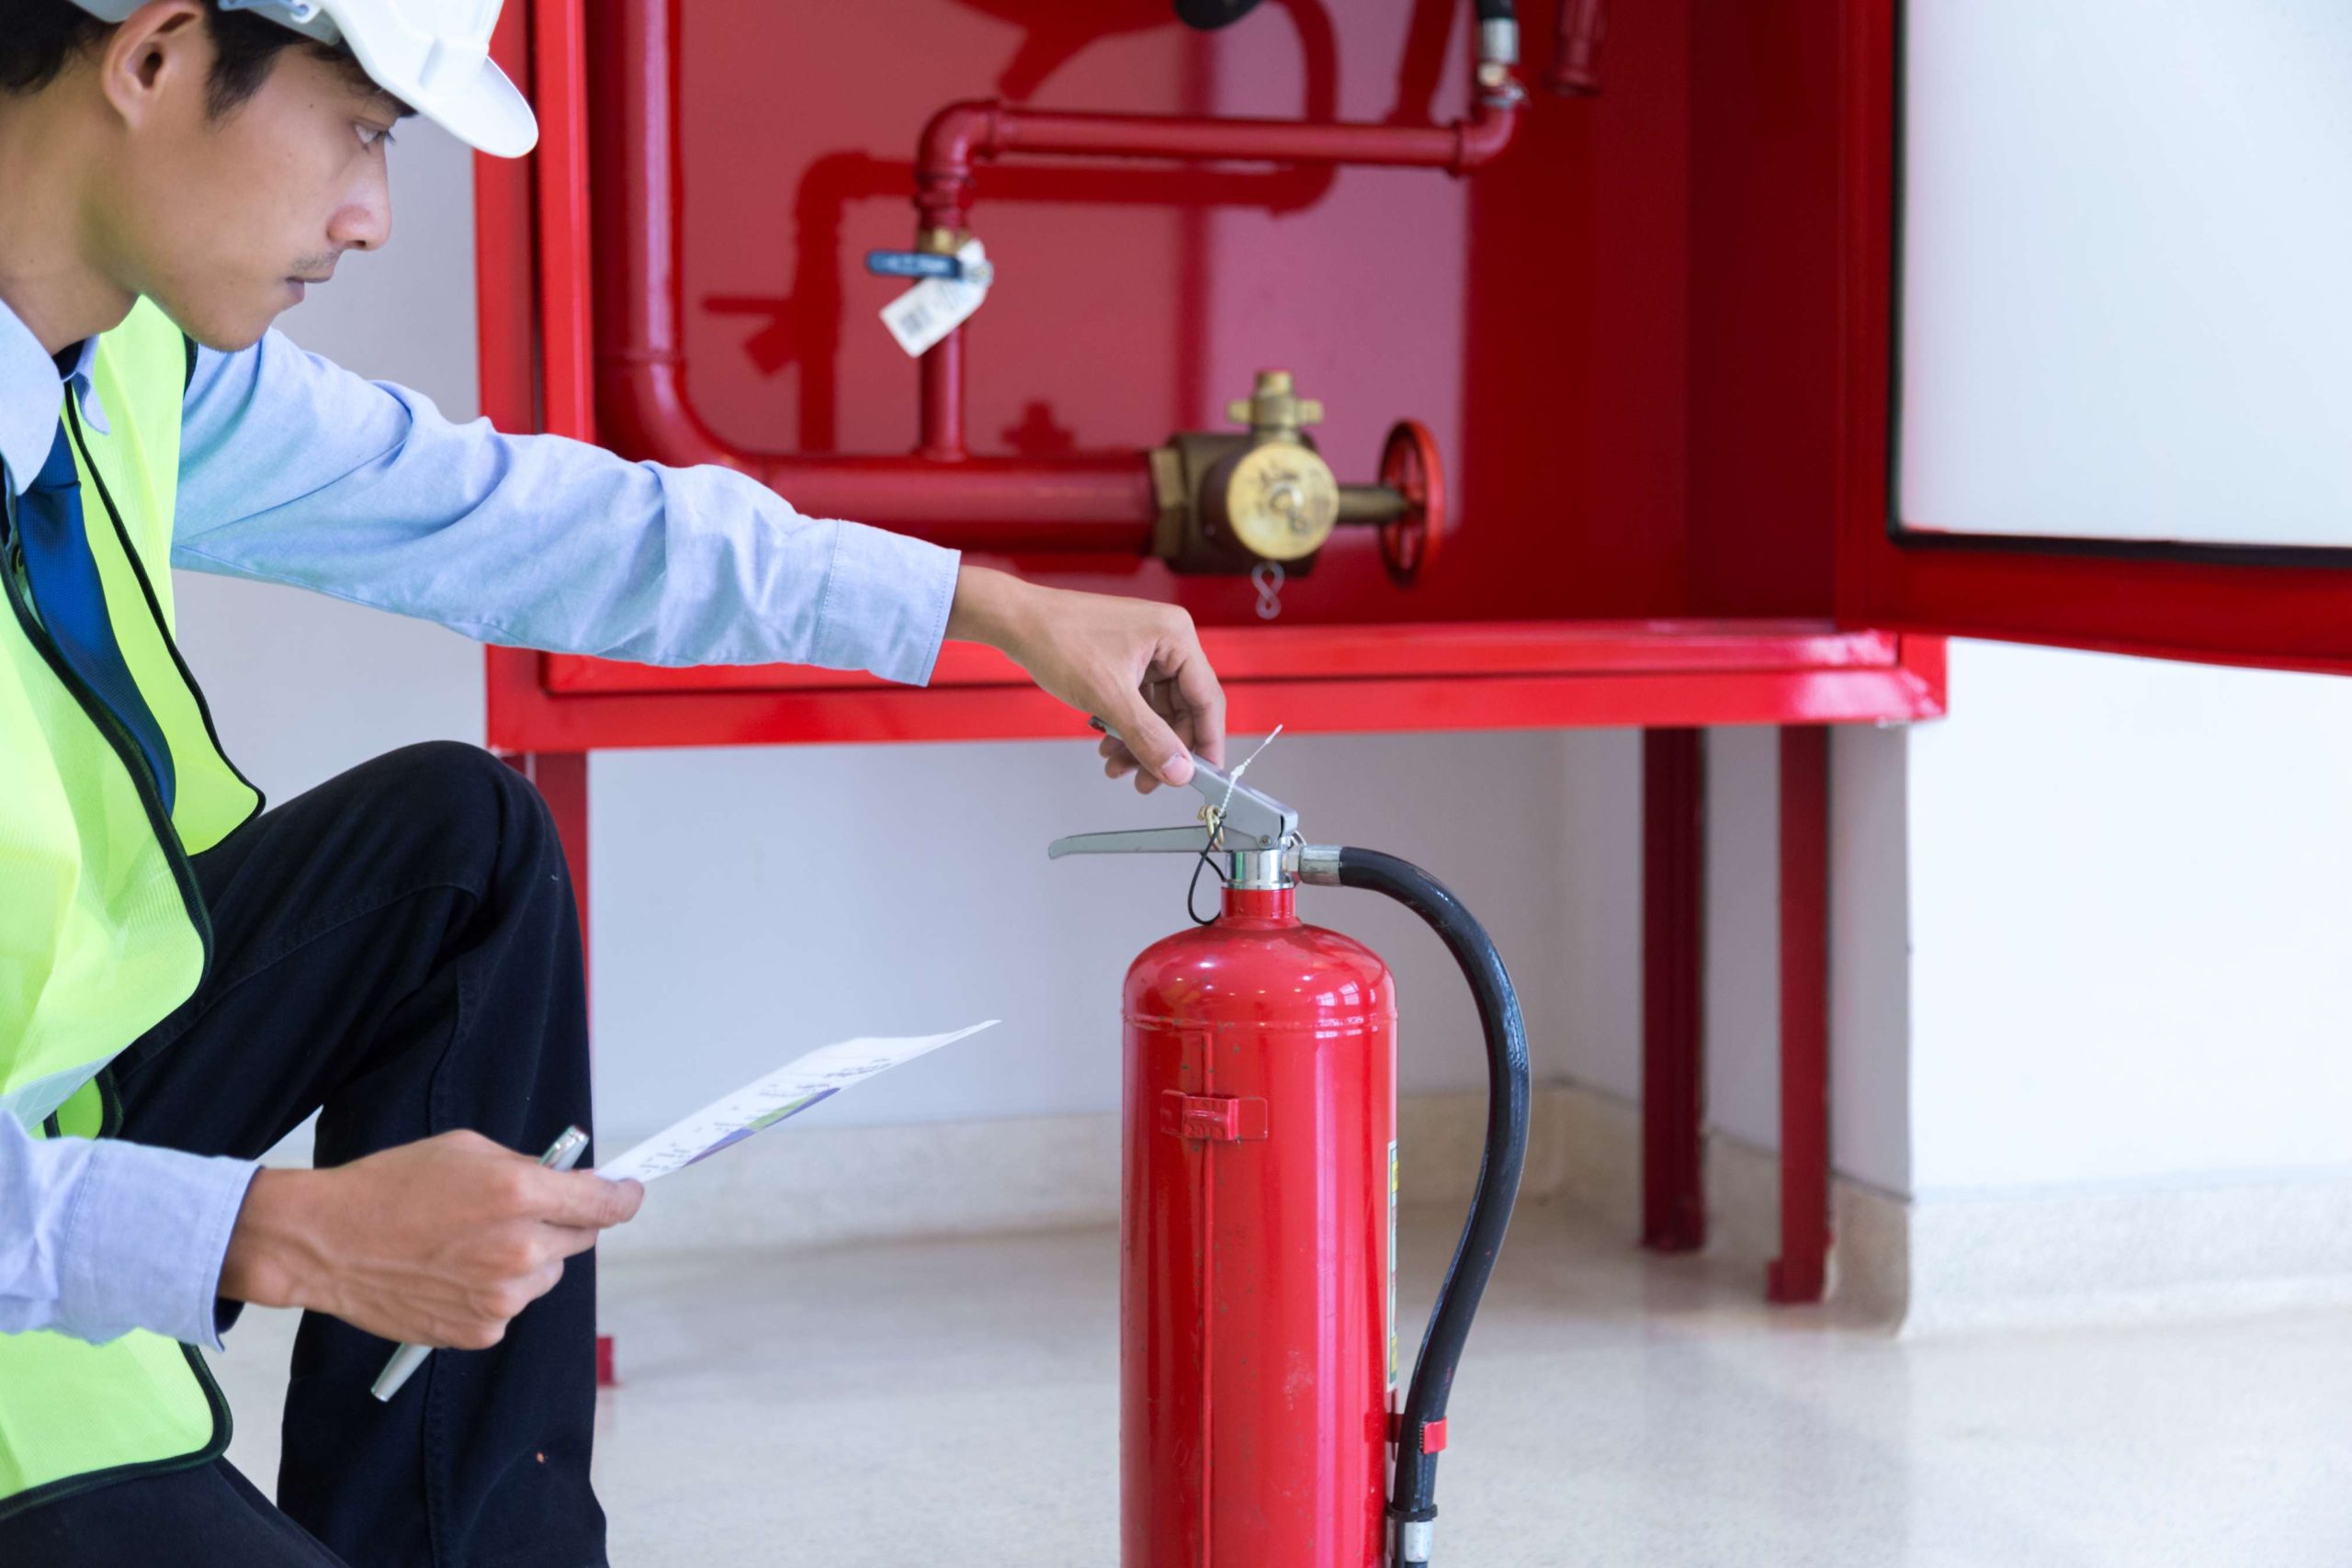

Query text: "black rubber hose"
[1172, 0, 1265, 29]
[1334, 847, 1531, 1563]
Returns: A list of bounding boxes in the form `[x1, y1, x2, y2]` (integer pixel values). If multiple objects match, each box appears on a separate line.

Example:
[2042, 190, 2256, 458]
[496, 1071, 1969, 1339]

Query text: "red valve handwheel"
[1377, 420, 1446, 586]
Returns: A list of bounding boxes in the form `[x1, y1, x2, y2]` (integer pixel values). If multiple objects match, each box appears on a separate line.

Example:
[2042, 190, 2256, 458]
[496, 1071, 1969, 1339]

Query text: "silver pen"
[370, 1124, 593, 1403]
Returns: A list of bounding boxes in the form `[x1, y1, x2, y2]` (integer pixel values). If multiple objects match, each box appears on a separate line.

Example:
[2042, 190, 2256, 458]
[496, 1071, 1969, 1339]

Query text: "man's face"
[107, 30, 399, 350]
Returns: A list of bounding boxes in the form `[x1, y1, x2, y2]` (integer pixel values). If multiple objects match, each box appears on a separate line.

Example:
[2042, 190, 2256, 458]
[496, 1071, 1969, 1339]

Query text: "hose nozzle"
[1547, 0, 1607, 96]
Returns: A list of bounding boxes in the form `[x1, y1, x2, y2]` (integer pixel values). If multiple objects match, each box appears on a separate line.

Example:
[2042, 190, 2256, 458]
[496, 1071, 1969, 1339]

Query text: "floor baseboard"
[526, 1084, 2352, 1334]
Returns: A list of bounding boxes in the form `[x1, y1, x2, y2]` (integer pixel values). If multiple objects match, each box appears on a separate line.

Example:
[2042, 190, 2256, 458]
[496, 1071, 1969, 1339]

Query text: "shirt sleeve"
[0, 1111, 258, 1350]
[172, 331, 961, 685]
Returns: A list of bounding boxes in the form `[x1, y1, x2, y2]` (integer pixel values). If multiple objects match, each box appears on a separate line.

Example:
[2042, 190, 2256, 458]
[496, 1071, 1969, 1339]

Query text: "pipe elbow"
[915, 99, 1003, 230]
[594, 356, 743, 473]
[1453, 87, 1523, 173]
[917, 99, 1002, 183]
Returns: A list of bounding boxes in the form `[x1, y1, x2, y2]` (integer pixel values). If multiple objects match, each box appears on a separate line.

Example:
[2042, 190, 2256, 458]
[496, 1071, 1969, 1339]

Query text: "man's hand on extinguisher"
[946, 564, 1227, 793]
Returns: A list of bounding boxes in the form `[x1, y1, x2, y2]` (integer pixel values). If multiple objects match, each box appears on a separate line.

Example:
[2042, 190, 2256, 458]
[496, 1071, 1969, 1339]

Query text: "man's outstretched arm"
[175, 330, 1223, 783]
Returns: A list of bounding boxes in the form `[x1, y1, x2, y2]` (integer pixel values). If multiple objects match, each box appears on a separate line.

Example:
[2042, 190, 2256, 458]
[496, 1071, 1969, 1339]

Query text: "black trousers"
[0, 742, 606, 1568]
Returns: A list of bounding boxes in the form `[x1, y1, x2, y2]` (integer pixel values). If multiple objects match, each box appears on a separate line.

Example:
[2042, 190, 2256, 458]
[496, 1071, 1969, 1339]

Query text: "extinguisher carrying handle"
[1047, 825, 1222, 859]
[1301, 846, 1532, 1568]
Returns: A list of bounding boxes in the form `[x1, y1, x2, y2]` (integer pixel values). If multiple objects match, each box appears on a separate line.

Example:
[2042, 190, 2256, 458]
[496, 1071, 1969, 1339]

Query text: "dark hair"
[0, 0, 370, 117]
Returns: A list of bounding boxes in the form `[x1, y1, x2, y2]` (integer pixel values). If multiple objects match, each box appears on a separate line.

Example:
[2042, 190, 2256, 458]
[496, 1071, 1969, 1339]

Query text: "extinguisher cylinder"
[1121, 884, 1399, 1566]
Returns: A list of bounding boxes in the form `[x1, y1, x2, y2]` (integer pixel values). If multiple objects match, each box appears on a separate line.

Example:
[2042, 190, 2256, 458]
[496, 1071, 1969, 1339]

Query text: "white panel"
[1899, 0, 2352, 548]
[1907, 640, 2352, 1191]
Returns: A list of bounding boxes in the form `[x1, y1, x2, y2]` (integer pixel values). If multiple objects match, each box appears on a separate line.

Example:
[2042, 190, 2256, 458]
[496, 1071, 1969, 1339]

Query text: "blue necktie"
[11, 420, 177, 813]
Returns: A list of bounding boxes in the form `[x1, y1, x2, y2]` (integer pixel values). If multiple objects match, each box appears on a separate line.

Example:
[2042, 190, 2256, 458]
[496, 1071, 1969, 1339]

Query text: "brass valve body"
[1208, 441, 1340, 562]
[1149, 369, 1345, 574]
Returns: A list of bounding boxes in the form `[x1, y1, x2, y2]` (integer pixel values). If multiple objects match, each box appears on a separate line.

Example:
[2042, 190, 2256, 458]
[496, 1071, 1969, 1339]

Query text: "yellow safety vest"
[0, 299, 263, 1517]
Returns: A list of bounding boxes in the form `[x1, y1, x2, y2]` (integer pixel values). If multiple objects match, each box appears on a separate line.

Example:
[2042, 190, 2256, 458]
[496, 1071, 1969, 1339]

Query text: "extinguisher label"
[1387, 1140, 1400, 1393]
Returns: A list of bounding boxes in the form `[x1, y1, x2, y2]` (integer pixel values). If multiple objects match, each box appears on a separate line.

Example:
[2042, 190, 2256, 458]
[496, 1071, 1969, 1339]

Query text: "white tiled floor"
[215, 1202, 2352, 1566]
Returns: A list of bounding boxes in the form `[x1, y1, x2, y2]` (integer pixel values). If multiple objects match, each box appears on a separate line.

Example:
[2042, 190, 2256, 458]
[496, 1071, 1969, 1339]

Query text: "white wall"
[1829, 723, 1915, 1196]
[1691, 642, 2352, 1213]
[592, 729, 1615, 1136]
[1698, 724, 1917, 1199]
[1906, 639, 2352, 1196]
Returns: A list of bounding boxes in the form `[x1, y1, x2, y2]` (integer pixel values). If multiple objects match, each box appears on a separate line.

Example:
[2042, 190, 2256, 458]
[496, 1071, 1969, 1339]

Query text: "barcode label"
[879, 240, 989, 356]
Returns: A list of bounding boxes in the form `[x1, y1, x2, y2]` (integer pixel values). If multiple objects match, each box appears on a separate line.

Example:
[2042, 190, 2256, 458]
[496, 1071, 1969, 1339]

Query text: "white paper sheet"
[596, 1022, 998, 1183]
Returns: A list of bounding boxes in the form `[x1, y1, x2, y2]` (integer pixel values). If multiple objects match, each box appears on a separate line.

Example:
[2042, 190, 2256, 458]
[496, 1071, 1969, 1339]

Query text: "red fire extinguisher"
[1057, 726, 1532, 1567]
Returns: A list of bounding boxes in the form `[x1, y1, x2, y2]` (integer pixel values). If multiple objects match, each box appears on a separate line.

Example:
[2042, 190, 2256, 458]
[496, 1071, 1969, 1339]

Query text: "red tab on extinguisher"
[1159, 1090, 1269, 1142]
[1386, 1412, 1449, 1453]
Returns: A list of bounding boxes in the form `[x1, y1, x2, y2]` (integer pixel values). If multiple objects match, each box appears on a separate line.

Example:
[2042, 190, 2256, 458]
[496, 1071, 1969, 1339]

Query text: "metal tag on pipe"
[880, 240, 991, 357]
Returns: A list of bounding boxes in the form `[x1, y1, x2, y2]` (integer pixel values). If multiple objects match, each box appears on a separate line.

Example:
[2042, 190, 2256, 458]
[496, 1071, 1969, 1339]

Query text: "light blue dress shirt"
[0, 297, 960, 1350]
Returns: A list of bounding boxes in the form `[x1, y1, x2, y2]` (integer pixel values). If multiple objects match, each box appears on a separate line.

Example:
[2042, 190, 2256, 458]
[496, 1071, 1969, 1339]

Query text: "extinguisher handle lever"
[1047, 825, 1220, 859]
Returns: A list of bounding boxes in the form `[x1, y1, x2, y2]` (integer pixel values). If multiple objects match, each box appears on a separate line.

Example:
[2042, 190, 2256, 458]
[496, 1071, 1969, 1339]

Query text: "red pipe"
[915, 95, 1522, 225]
[589, 0, 1521, 550]
[588, 0, 1154, 549]
[741, 454, 1157, 546]
[911, 86, 1523, 452]
[919, 324, 966, 462]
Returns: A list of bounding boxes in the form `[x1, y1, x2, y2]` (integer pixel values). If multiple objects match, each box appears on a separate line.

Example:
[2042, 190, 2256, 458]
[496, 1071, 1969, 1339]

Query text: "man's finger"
[525, 1260, 565, 1303]
[1112, 698, 1193, 788]
[531, 1172, 644, 1229]
[1151, 690, 1214, 770]
[1164, 647, 1227, 768]
[546, 1223, 606, 1259]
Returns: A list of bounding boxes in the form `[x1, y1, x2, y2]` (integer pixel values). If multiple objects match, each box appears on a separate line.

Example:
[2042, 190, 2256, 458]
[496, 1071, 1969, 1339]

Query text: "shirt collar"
[61, 335, 108, 439]
[0, 294, 112, 499]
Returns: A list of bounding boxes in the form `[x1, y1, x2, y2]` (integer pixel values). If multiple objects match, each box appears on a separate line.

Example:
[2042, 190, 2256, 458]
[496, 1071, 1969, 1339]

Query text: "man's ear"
[95, 1, 214, 130]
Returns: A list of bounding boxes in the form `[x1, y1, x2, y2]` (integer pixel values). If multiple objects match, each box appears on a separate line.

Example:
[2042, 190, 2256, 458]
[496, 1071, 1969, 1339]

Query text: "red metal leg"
[1641, 728, 1705, 1253]
[1768, 726, 1830, 1303]
[497, 750, 614, 1381]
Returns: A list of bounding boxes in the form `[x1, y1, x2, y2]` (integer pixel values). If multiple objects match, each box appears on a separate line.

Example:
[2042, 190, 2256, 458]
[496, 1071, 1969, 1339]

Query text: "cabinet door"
[1838, 0, 2352, 672]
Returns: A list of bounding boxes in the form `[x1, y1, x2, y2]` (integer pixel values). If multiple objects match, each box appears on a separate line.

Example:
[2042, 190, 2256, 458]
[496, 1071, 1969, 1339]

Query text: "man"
[0, 1, 1222, 1562]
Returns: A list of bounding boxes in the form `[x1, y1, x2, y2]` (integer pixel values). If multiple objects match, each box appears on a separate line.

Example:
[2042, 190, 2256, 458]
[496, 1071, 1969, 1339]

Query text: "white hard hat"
[70, 0, 537, 158]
